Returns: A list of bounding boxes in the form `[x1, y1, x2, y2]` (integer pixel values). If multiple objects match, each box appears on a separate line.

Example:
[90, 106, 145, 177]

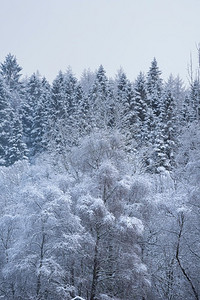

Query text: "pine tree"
[76, 86, 91, 136]
[133, 72, 148, 146]
[79, 69, 96, 134]
[106, 79, 115, 128]
[88, 65, 112, 129]
[162, 90, 177, 167]
[0, 53, 22, 92]
[64, 67, 79, 116]
[0, 76, 27, 166]
[50, 71, 66, 121]
[47, 71, 68, 154]
[181, 79, 200, 125]
[147, 58, 163, 117]
[8, 112, 28, 165]
[152, 90, 177, 172]
[0, 77, 13, 165]
[144, 59, 165, 172]
[63, 69, 84, 146]
[0, 54, 23, 109]
[47, 70, 84, 154]
[39, 77, 52, 150]
[21, 73, 43, 156]
[165, 75, 186, 127]
[115, 70, 137, 150]
[181, 95, 194, 124]
[80, 68, 95, 94]
[146, 59, 163, 146]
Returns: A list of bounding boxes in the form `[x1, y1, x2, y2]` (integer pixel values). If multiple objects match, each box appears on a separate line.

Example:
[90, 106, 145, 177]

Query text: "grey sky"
[1, 0, 200, 83]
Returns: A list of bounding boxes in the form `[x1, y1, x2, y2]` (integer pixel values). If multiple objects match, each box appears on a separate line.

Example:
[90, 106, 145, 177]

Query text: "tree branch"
[175, 213, 199, 300]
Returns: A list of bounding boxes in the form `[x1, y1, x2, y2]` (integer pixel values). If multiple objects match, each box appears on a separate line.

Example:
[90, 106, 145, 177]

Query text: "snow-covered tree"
[147, 58, 163, 117]
[47, 69, 84, 156]
[114, 70, 137, 150]
[87, 65, 113, 130]
[133, 72, 148, 146]
[0, 53, 22, 91]
[7, 112, 27, 165]
[0, 160, 84, 299]
[0, 77, 13, 166]
[21, 73, 45, 156]
[0, 77, 26, 166]
[69, 131, 150, 300]
[0, 53, 23, 109]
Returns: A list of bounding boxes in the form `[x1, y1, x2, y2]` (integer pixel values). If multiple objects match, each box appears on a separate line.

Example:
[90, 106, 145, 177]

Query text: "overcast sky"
[1, 0, 200, 83]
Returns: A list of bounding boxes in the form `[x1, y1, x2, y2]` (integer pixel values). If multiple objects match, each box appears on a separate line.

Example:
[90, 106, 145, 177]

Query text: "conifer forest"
[0, 53, 200, 300]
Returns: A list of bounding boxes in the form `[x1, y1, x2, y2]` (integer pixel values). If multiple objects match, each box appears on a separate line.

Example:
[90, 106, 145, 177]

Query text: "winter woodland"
[0, 54, 199, 299]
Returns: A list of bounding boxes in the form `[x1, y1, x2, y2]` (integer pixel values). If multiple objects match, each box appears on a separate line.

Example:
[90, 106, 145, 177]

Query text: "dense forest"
[0, 53, 199, 300]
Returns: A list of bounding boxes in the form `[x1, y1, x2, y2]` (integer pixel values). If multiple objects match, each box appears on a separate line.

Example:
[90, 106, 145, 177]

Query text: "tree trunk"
[36, 231, 45, 298]
[90, 233, 100, 300]
[176, 214, 199, 300]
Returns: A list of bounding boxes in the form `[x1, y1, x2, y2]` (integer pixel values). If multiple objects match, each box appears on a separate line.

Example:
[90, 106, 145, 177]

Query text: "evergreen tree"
[47, 70, 84, 154]
[47, 71, 68, 154]
[0, 77, 26, 166]
[31, 76, 52, 156]
[0, 53, 23, 109]
[144, 59, 165, 172]
[63, 69, 85, 146]
[79, 69, 97, 134]
[39, 77, 52, 150]
[88, 65, 112, 129]
[64, 67, 79, 116]
[0, 53, 22, 92]
[8, 112, 28, 165]
[133, 72, 148, 145]
[181, 79, 200, 125]
[147, 58, 163, 117]
[134, 72, 148, 122]
[22, 73, 43, 156]
[152, 90, 177, 172]
[0, 77, 13, 166]
[80, 68, 95, 94]
[181, 94, 194, 124]
[49, 71, 66, 121]
[115, 70, 137, 150]
[106, 79, 116, 128]
[162, 90, 177, 167]
[165, 75, 186, 127]
[146, 59, 163, 146]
